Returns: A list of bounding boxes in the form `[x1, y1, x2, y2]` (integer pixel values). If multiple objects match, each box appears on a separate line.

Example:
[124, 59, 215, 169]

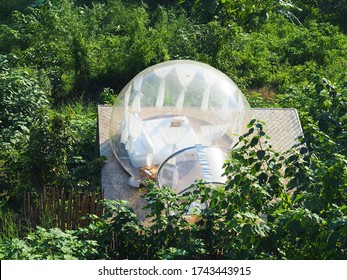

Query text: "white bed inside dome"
[109, 60, 252, 189]
[125, 114, 200, 168]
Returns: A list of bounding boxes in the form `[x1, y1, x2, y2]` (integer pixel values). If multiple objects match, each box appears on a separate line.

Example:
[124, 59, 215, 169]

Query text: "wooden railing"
[23, 188, 104, 230]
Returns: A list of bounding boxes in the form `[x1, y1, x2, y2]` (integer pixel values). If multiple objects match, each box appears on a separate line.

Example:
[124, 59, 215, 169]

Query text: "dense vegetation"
[0, 0, 346, 259]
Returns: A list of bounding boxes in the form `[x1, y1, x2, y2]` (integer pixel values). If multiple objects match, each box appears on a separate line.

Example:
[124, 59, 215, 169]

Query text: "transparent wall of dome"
[109, 60, 252, 189]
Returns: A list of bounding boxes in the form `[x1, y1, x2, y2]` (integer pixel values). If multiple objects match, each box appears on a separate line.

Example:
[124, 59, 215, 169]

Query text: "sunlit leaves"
[3, 227, 99, 260]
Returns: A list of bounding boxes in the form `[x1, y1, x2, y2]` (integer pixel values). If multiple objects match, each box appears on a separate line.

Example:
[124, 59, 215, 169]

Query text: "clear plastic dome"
[109, 60, 252, 189]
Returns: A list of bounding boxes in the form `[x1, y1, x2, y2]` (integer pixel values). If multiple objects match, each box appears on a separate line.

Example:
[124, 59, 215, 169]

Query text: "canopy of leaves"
[1, 121, 345, 259]
[0, 0, 346, 259]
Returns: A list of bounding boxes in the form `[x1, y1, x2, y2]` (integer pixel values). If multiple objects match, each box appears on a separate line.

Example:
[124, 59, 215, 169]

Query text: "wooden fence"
[23, 188, 104, 230]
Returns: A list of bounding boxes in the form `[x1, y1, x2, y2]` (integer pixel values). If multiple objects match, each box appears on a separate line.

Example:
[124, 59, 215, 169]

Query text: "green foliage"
[292, 0, 347, 32]
[0, 55, 50, 141]
[1, 94, 102, 205]
[0, 208, 20, 242]
[79, 200, 147, 259]
[2, 120, 345, 259]
[1, 227, 99, 260]
[220, 0, 301, 27]
[278, 75, 347, 157]
[1, 0, 347, 260]
[2, 0, 346, 96]
[214, 17, 347, 90]
[0, 55, 50, 197]
[99, 88, 117, 105]
[0, 0, 34, 22]
[0, 0, 175, 100]
[180, 0, 301, 27]
[14, 103, 102, 193]
[59, 102, 103, 190]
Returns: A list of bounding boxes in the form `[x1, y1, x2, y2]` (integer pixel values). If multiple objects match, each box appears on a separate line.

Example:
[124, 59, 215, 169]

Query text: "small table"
[140, 165, 159, 181]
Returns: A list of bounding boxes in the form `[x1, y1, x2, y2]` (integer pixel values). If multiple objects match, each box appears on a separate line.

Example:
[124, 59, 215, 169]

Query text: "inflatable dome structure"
[110, 60, 252, 193]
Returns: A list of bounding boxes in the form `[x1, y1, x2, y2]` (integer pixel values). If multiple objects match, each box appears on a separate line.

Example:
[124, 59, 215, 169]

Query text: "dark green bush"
[2, 119, 345, 260]
[1, 0, 347, 260]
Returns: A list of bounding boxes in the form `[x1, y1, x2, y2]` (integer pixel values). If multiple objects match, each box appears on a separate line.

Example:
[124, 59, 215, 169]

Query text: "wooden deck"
[98, 105, 303, 221]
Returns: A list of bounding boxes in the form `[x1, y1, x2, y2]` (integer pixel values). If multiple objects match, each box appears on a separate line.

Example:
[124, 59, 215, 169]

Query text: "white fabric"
[160, 126, 188, 152]
[131, 76, 143, 112]
[128, 132, 154, 167]
[127, 143, 148, 168]
[125, 113, 143, 153]
[230, 88, 239, 107]
[156, 79, 165, 108]
[120, 116, 129, 144]
[133, 76, 143, 91]
[120, 86, 131, 144]
[203, 70, 217, 86]
[201, 87, 210, 111]
[120, 104, 129, 144]
[154, 66, 171, 79]
[220, 82, 239, 120]
[131, 91, 142, 112]
[124, 85, 131, 105]
[200, 71, 217, 111]
[154, 67, 171, 108]
[221, 96, 229, 120]
[176, 65, 196, 87]
[176, 89, 185, 109]
[141, 133, 154, 152]
[201, 124, 229, 146]
[127, 116, 199, 168]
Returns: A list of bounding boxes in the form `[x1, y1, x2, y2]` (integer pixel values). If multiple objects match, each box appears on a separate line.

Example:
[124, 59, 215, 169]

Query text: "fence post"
[80, 191, 88, 228]
[67, 189, 73, 230]
[21, 188, 105, 231]
[60, 188, 65, 231]
[90, 191, 96, 216]
[74, 192, 80, 229]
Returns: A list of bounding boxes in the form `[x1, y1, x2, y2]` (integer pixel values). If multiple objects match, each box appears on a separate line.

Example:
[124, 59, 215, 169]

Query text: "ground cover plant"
[0, 0, 346, 259]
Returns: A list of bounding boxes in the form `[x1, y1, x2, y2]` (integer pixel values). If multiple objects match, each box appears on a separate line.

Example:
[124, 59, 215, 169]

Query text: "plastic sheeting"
[109, 60, 252, 189]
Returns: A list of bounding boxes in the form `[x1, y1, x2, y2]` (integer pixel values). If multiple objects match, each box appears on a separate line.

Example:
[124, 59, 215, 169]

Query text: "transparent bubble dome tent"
[110, 60, 252, 193]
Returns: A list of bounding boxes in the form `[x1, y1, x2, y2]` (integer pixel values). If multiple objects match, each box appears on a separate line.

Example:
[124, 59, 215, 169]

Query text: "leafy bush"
[1, 0, 347, 260]
[0, 208, 20, 242]
[0, 55, 50, 198]
[1, 227, 99, 260]
[179, 0, 301, 27]
[3, 120, 345, 260]
[214, 16, 347, 90]
[292, 0, 347, 32]
[0, 0, 33, 21]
